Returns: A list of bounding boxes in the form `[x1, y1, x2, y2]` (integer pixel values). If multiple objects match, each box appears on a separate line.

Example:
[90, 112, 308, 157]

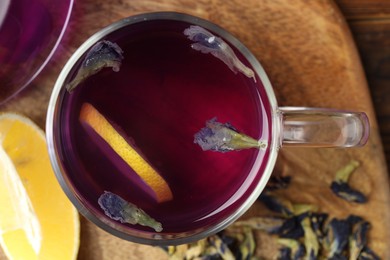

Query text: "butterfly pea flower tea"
[46, 12, 369, 245]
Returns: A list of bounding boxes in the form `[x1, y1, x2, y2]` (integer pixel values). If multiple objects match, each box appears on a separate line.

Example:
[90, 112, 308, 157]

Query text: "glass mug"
[46, 12, 369, 245]
[0, 0, 74, 104]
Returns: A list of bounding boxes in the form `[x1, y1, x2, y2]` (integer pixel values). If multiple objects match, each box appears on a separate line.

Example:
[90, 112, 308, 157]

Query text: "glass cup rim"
[46, 11, 280, 246]
[0, 0, 75, 105]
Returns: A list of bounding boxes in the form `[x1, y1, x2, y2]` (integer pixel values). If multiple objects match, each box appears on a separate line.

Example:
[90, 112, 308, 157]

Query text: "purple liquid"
[0, 0, 73, 103]
[55, 20, 272, 234]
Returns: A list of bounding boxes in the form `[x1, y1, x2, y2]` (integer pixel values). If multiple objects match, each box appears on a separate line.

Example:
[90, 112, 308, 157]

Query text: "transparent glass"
[46, 12, 370, 246]
[279, 107, 369, 148]
[0, 0, 74, 104]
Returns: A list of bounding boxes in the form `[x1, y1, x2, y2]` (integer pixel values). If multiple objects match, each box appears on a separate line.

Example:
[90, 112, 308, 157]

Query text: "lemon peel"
[0, 113, 79, 260]
[79, 103, 173, 203]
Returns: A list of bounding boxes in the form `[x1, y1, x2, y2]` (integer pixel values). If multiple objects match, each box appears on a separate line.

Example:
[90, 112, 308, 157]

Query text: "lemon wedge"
[0, 146, 41, 257]
[0, 113, 79, 260]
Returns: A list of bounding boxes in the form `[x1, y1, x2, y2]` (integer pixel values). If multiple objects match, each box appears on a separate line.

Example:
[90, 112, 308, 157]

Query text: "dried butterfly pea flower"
[330, 182, 367, 204]
[301, 215, 320, 260]
[218, 232, 237, 248]
[162, 169, 380, 260]
[334, 161, 361, 183]
[201, 255, 223, 260]
[226, 233, 246, 260]
[208, 235, 236, 260]
[218, 232, 243, 258]
[194, 118, 267, 152]
[266, 176, 291, 191]
[66, 40, 124, 92]
[321, 215, 380, 260]
[278, 247, 292, 260]
[184, 25, 257, 82]
[310, 213, 328, 243]
[237, 227, 256, 260]
[324, 218, 351, 258]
[161, 212, 380, 260]
[200, 245, 220, 260]
[164, 232, 246, 260]
[98, 191, 162, 232]
[349, 220, 371, 260]
[330, 160, 367, 203]
[220, 229, 254, 260]
[265, 205, 318, 240]
[277, 238, 305, 260]
[346, 215, 364, 225]
[258, 192, 293, 217]
[358, 247, 380, 260]
[276, 215, 305, 239]
[163, 235, 234, 260]
[292, 204, 319, 216]
[329, 253, 348, 260]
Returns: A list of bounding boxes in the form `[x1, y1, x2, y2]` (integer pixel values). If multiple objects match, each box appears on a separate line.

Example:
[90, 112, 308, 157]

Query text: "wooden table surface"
[0, 0, 389, 259]
[335, 0, 390, 171]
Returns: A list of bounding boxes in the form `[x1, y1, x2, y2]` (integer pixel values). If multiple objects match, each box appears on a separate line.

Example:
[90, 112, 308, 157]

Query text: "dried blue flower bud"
[334, 161, 360, 183]
[292, 204, 319, 216]
[208, 235, 235, 259]
[330, 182, 367, 203]
[347, 215, 364, 225]
[258, 192, 293, 216]
[277, 216, 305, 239]
[66, 40, 124, 92]
[330, 160, 367, 203]
[266, 176, 291, 191]
[301, 215, 319, 260]
[240, 227, 256, 260]
[329, 253, 348, 260]
[278, 247, 292, 260]
[350, 220, 371, 260]
[218, 232, 235, 244]
[278, 238, 305, 260]
[310, 213, 328, 242]
[324, 218, 351, 258]
[358, 247, 381, 260]
[194, 118, 267, 152]
[202, 255, 223, 260]
[98, 191, 162, 232]
[184, 25, 257, 82]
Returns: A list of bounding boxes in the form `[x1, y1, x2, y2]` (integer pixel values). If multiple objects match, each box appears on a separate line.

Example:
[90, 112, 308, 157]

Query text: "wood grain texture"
[335, 0, 390, 19]
[350, 21, 390, 171]
[0, 0, 389, 259]
[335, 0, 390, 173]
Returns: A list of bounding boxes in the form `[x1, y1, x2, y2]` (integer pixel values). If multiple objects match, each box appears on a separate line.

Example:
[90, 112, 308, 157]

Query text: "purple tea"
[0, 0, 72, 102]
[54, 19, 272, 234]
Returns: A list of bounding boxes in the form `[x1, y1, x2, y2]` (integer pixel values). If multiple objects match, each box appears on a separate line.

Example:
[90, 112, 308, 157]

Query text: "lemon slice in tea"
[79, 102, 173, 203]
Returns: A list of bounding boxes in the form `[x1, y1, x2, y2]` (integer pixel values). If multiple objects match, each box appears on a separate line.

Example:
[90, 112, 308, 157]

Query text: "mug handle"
[279, 107, 370, 148]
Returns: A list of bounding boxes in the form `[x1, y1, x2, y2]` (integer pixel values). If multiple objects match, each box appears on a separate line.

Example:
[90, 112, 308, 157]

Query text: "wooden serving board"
[1, 0, 389, 259]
